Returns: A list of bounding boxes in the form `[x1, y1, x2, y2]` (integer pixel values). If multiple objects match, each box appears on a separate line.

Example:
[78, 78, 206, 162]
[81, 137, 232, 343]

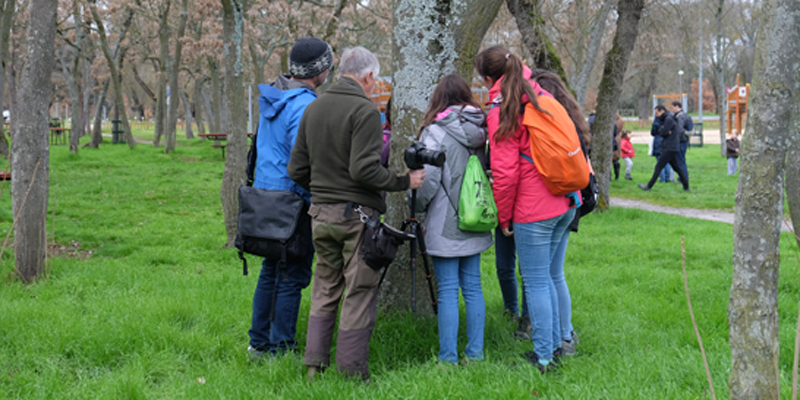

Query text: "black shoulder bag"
[234, 132, 312, 307]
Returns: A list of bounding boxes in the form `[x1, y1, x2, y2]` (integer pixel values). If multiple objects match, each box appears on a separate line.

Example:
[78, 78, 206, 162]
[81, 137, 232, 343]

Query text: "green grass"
[1, 132, 799, 398]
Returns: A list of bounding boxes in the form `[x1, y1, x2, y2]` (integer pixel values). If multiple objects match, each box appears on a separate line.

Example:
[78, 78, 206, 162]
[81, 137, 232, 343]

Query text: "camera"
[404, 141, 446, 170]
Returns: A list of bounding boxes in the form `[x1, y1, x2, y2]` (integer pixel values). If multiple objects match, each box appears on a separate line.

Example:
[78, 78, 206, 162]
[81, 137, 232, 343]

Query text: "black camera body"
[404, 141, 446, 170]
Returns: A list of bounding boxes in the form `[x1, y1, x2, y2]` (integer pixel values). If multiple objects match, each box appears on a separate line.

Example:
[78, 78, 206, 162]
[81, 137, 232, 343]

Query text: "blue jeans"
[432, 253, 485, 364]
[514, 208, 575, 361]
[552, 231, 573, 340]
[728, 157, 738, 175]
[495, 226, 528, 317]
[677, 140, 689, 183]
[249, 250, 314, 354]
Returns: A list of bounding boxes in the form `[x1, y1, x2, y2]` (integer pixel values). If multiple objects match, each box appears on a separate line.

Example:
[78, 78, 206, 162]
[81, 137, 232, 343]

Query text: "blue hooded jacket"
[253, 75, 316, 202]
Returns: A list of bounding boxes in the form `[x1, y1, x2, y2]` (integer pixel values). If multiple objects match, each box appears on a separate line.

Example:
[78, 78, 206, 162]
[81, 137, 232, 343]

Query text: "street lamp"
[678, 70, 684, 95]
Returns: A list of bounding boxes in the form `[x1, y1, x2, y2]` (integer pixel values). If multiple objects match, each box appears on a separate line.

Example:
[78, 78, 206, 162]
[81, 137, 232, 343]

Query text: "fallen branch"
[682, 236, 717, 400]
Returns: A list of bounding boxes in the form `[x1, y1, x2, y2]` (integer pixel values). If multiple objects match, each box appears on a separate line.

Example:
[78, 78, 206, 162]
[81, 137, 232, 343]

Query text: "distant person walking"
[650, 107, 673, 182]
[726, 131, 741, 175]
[638, 104, 690, 192]
[671, 101, 691, 184]
[620, 130, 635, 180]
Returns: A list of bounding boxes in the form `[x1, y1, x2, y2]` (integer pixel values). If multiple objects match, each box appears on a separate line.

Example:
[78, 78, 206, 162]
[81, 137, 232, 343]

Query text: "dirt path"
[611, 196, 795, 233]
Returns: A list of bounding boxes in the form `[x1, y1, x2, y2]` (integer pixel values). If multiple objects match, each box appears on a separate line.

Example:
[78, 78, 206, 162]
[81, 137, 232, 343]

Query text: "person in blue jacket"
[247, 37, 333, 361]
[650, 107, 673, 182]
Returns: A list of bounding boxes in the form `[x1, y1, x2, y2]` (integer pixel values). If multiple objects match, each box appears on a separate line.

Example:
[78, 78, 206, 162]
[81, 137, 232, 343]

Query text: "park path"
[611, 196, 795, 233]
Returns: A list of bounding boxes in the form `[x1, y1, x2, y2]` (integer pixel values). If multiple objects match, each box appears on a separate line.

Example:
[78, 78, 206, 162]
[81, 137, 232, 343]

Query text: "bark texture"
[589, 0, 645, 211]
[153, 1, 171, 148]
[728, 0, 800, 396]
[385, 0, 502, 314]
[12, 0, 57, 283]
[219, 0, 248, 246]
[165, 0, 189, 151]
[505, 0, 572, 91]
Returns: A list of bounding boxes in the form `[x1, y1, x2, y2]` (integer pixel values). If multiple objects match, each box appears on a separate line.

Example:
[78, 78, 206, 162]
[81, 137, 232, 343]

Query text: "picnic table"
[198, 133, 253, 158]
[49, 127, 70, 145]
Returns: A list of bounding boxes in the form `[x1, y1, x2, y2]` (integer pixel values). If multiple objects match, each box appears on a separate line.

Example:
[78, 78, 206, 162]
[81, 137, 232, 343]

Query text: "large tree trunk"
[0, 0, 15, 159]
[90, 80, 110, 147]
[220, 0, 248, 246]
[56, 40, 82, 152]
[728, 0, 799, 396]
[505, 0, 572, 91]
[12, 0, 57, 283]
[153, 1, 171, 148]
[165, 0, 187, 153]
[89, 1, 135, 148]
[589, 0, 645, 211]
[385, 0, 503, 313]
[202, 81, 216, 134]
[716, 0, 727, 158]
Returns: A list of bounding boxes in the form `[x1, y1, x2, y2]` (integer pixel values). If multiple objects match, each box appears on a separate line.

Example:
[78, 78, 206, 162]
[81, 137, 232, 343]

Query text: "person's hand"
[502, 227, 513, 237]
[486, 169, 494, 187]
[408, 169, 426, 189]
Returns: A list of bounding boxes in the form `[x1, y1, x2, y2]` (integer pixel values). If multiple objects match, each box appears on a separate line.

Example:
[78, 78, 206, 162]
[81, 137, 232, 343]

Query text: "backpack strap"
[520, 152, 534, 164]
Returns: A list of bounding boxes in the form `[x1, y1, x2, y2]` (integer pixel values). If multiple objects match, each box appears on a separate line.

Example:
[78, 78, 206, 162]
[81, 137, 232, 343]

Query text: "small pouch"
[354, 206, 415, 270]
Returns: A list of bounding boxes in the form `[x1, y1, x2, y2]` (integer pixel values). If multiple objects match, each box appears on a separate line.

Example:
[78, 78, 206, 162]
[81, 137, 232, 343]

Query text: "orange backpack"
[521, 96, 590, 196]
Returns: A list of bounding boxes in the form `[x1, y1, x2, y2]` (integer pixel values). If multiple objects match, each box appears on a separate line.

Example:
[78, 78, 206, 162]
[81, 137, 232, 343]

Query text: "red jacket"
[487, 72, 570, 229]
[621, 137, 635, 158]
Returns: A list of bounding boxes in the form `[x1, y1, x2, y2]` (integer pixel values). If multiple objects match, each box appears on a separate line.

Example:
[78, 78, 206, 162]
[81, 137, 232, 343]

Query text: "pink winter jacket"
[487, 68, 571, 230]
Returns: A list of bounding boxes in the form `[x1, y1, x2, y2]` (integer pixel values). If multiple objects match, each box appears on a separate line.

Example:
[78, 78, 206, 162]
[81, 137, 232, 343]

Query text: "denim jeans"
[551, 231, 573, 340]
[495, 226, 528, 317]
[728, 157, 738, 175]
[432, 253, 485, 364]
[678, 140, 689, 183]
[249, 250, 314, 354]
[514, 208, 575, 361]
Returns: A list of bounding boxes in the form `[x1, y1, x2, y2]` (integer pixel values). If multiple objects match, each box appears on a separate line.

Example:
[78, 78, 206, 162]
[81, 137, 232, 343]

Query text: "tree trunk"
[716, 0, 727, 158]
[589, 0, 645, 212]
[386, 0, 503, 313]
[165, 0, 187, 153]
[193, 73, 206, 134]
[202, 81, 215, 134]
[90, 80, 110, 147]
[153, 2, 171, 148]
[81, 30, 92, 137]
[56, 44, 81, 153]
[787, 140, 800, 250]
[208, 57, 221, 133]
[220, 0, 248, 246]
[12, 0, 57, 283]
[506, 0, 572, 91]
[571, 0, 613, 109]
[728, 0, 799, 396]
[0, 0, 15, 159]
[88, 1, 135, 148]
[180, 89, 193, 139]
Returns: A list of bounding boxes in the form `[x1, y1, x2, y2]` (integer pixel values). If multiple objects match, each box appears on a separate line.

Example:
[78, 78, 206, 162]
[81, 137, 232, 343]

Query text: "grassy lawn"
[0, 132, 798, 398]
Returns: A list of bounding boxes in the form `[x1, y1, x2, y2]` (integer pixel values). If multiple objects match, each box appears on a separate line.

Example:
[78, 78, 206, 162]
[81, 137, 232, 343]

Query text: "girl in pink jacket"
[621, 130, 635, 180]
[475, 46, 575, 374]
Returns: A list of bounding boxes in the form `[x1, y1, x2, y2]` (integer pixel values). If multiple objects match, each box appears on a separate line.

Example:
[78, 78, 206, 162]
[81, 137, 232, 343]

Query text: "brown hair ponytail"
[475, 46, 549, 141]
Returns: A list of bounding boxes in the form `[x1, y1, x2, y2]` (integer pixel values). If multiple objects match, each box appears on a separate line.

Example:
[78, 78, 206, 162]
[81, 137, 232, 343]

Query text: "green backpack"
[457, 154, 498, 232]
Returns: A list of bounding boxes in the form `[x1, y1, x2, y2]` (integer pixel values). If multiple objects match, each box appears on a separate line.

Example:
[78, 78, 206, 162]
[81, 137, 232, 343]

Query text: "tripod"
[403, 189, 438, 314]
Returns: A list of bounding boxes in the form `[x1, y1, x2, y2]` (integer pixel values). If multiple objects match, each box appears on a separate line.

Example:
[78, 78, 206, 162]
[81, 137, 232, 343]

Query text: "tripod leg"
[415, 223, 438, 315]
[409, 223, 417, 313]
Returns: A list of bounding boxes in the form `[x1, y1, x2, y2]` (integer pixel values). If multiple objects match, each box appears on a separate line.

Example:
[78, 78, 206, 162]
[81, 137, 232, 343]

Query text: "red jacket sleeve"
[488, 108, 519, 230]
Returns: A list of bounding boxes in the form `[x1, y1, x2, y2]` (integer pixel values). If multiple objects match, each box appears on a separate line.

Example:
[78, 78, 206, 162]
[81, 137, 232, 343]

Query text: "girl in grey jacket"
[414, 74, 493, 365]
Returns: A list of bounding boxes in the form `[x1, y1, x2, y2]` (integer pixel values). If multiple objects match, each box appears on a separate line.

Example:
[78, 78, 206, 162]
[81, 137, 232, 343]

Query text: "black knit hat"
[289, 37, 333, 79]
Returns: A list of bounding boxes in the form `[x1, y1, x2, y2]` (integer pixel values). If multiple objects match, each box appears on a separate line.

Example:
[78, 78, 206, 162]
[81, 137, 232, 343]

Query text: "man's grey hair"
[338, 47, 380, 79]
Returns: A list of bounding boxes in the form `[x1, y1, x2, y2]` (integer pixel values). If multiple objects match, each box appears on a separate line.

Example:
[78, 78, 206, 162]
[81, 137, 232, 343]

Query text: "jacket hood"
[487, 65, 553, 104]
[258, 76, 316, 120]
[435, 105, 486, 149]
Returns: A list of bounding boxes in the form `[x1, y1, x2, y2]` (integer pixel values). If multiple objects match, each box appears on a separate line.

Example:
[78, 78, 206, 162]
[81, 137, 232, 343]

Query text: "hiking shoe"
[524, 351, 558, 374]
[561, 331, 578, 355]
[638, 184, 651, 191]
[625, 173, 632, 181]
[306, 366, 323, 382]
[247, 346, 272, 362]
[684, 187, 691, 192]
[514, 315, 532, 341]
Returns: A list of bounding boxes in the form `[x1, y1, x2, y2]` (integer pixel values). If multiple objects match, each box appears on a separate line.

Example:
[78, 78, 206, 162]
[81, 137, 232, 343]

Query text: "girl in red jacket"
[475, 46, 575, 373]
[621, 130, 635, 180]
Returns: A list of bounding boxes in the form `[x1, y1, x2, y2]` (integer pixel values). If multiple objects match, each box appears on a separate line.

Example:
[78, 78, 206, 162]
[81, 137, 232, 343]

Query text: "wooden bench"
[49, 127, 70, 145]
[198, 133, 253, 158]
[0, 171, 10, 180]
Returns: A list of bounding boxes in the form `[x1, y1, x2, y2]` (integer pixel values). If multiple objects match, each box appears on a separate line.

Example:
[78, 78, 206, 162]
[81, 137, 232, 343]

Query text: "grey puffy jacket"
[413, 105, 493, 258]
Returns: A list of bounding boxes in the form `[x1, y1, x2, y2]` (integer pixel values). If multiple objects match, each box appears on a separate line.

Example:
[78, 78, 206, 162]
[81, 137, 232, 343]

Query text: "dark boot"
[613, 161, 620, 180]
[625, 172, 632, 180]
